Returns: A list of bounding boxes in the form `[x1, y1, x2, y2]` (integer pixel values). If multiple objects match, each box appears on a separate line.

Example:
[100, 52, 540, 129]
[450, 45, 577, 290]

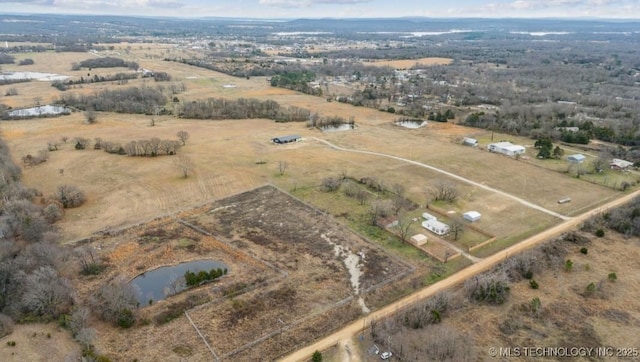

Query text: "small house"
[610, 158, 633, 171]
[487, 142, 525, 157]
[567, 154, 586, 164]
[462, 137, 478, 147]
[271, 135, 301, 144]
[421, 212, 449, 236]
[462, 211, 481, 222]
[422, 219, 450, 236]
[410, 234, 428, 246]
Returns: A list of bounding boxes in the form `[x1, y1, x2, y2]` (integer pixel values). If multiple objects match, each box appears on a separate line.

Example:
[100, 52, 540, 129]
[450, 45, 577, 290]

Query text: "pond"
[6, 105, 71, 118]
[395, 120, 427, 129]
[320, 123, 356, 132]
[129, 259, 228, 305]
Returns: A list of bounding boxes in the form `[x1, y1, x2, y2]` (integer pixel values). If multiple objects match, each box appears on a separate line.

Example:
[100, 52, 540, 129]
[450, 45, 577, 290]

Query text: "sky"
[1, 0, 639, 19]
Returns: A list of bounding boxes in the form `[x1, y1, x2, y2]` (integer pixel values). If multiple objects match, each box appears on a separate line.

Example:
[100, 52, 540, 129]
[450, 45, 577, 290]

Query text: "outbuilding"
[271, 135, 301, 144]
[462, 211, 482, 222]
[487, 142, 526, 157]
[410, 234, 428, 246]
[462, 137, 478, 147]
[567, 154, 586, 163]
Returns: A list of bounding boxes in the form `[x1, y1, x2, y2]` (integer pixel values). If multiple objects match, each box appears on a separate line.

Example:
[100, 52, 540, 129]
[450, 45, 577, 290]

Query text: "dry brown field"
[0, 323, 80, 361]
[362, 57, 453, 68]
[1, 48, 634, 361]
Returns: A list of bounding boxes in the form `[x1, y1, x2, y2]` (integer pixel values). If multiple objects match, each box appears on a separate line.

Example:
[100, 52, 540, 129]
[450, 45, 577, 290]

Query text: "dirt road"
[280, 186, 640, 362]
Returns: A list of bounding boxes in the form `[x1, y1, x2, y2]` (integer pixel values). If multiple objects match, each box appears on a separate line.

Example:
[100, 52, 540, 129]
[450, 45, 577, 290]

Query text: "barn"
[487, 142, 525, 157]
[271, 135, 301, 144]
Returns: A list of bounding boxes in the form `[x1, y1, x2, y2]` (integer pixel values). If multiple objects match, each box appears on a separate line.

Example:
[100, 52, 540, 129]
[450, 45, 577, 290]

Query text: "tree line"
[71, 56, 138, 71]
[56, 86, 167, 114]
[178, 97, 311, 122]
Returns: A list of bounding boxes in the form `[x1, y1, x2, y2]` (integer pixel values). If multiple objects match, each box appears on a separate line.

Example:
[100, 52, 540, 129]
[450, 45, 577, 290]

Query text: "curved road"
[311, 137, 570, 221]
[280, 140, 640, 362]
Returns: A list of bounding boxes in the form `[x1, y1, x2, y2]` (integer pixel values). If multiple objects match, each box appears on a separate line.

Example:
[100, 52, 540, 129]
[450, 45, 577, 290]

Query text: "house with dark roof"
[271, 135, 301, 144]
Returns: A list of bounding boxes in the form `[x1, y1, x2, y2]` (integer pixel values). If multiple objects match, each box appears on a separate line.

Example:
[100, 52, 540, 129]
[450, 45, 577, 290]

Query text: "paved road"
[280, 140, 640, 362]
[311, 137, 570, 221]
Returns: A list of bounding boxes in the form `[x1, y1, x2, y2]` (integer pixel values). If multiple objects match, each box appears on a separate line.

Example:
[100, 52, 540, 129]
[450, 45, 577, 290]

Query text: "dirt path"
[280, 184, 640, 361]
[312, 138, 570, 221]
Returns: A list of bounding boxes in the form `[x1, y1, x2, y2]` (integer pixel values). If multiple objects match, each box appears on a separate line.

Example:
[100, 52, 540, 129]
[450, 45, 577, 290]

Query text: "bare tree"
[449, 217, 464, 241]
[176, 130, 190, 146]
[431, 180, 459, 203]
[394, 213, 415, 243]
[591, 152, 610, 173]
[278, 160, 289, 176]
[92, 279, 138, 326]
[175, 155, 194, 178]
[21, 266, 74, 318]
[55, 184, 87, 208]
[369, 199, 393, 226]
[84, 108, 98, 124]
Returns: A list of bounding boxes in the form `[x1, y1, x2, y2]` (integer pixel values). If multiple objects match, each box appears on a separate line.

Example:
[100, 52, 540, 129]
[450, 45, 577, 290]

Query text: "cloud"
[259, 0, 370, 8]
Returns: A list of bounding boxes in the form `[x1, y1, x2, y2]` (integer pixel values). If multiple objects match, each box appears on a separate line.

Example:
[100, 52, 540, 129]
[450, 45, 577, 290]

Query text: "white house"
[487, 142, 526, 157]
[462, 211, 481, 222]
[422, 219, 450, 236]
[421, 212, 450, 236]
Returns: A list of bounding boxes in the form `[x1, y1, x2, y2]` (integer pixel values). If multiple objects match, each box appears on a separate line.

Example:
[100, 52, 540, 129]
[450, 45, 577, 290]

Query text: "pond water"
[320, 123, 356, 132]
[129, 259, 228, 305]
[6, 105, 71, 118]
[0, 71, 70, 82]
[395, 120, 427, 129]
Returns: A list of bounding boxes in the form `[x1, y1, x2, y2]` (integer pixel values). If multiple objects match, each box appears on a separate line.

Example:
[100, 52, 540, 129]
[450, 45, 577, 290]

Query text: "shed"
[422, 212, 437, 221]
[410, 234, 428, 246]
[462, 211, 481, 222]
[271, 135, 301, 144]
[567, 154, 586, 163]
[376, 215, 398, 229]
[462, 137, 478, 147]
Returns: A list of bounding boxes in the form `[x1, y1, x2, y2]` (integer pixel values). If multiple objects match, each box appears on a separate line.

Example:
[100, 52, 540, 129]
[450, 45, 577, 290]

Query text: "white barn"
[487, 142, 525, 157]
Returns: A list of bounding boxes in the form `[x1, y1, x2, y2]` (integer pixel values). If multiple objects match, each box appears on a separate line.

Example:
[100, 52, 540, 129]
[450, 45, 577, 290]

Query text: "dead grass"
[362, 57, 453, 69]
[0, 323, 80, 362]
